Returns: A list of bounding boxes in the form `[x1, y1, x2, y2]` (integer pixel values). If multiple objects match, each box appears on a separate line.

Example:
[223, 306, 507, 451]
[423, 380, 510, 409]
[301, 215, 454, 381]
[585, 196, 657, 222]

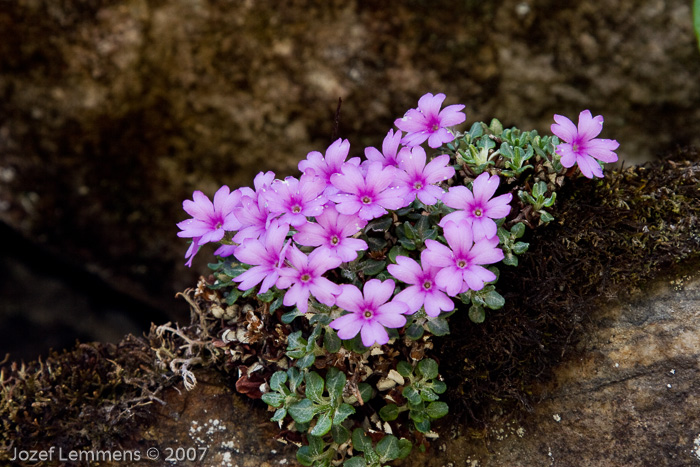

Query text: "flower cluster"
[178, 93, 482, 347]
[178, 93, 620, 467]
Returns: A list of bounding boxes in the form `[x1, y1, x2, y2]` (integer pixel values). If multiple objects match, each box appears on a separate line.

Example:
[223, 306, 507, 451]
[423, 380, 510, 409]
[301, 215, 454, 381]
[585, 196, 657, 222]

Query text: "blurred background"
[1, 0, 699, 362]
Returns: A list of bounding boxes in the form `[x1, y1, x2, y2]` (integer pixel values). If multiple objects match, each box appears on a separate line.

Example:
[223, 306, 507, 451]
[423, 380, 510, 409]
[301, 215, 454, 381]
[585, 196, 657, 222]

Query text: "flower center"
[457, 259, 467, 269]
[413, 181, 423, 190]
[301, 273, 311, 282]
[292, 205, 302, 213]
[473, 208, 483, 217]
[215, 221, 223, 229]
[423, 280, 432, 290]
[363, 309, 373, 319]
[331, 235, 339, 245]
[361, 196, 372, 205]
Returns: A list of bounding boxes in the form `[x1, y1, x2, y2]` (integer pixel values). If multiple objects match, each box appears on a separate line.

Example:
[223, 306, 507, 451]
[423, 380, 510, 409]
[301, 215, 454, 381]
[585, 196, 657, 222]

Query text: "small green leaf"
[270, 294, 285, 312]
[343, 457, 367, 467]
[402, 386, 422, 406]
[388, 245, 410, 263]
[512, 241, 529, 255]
[483, 290, 505, 310]
[269, 371, 288, 392]
[379, 403, 399, 421]
[296, 446, 314, 467]
[333, 403, 355, 425]
[406, 322, 424, 340]
[365, 216, 393, 233]
[414, 419, 431, 433]
[310, 410, 333, 436]
[397, 438, 413, 459]
[331, 424, 350, 445]
[426, 401, 449, 419]
[539, 210, 554, 223]
[305, 372, 325, 403]
[396, 361, 413, 379]
[289, 399, 318, 424]
[417, 358, 439, 380]
[271, 407, 287, 422]
[281, 309, 304, 324]
[288, 367, 303, 393]
[325, 367, 346, 401]
[510, 222, 525, 238]
[403, 221, 418, 240]
[489, 118, 503, 135]
[296, 353, 316, 369]
[357, 383, 373, 404]
[323, 328, 342, 353]
[426, 317, 450, 336]
[261, 392, 285, 408]
[468, 305, 486, 323]
[361, 259, 387, 276]
[257, 289, 276, 302]
[376, 435, 401, 462]
[352, 428, 374, 453]
[432, 380, 447, 394]
[419, 388, 439, 402]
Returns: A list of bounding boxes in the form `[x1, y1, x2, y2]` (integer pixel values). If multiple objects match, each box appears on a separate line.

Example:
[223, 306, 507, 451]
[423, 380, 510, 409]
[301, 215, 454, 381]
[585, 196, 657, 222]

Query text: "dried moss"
[439, 149, 700, 425]
[0, 335, 169, 461]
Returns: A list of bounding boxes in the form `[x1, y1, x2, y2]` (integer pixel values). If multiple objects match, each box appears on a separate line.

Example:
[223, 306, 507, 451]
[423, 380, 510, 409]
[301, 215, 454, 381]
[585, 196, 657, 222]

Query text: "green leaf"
[332, 424, 350, 445]
[468, 121, 484, 139]
[296, 446, 314, 467]
[305, 372, 325, 403]
[289, 399, 318, 424]
[257, 289, 276, 302]
[366, 236, 388, 252]
[325, 367, 346, 401]
[414, 419, 431, 433]
[352, 428, 374, 453]
[343, 457, 367, 467]
[261, 392, 285, 408]
[397, 438, 413, 459]
[333, 403, 355, 425]
[403, 221, 418, 240]
[468, 305, 486, 323]
[489, 118, 503, 135]
[539, 210, 554, 223]
[396, 361, 413, 379]
[402, 386, 422, 406]
[310, 410, 333, 436]
[323, 328, 342, 353]
[483, 290, 505, 310]
[512, 241, 529, 255]
[406, 322, 424, 340]
[379, 404, 399, 421]
[365, 216, 393, 233]
[281, 309, 304, 324]
[510, 222, 526, 238]
[426, 401, 449, 419]
[388, 245, 410, 263]
[308, 434, 325, 456]
[426, 317, 450, 336]
[270, 294, 285, 312]
[271, 407, 287, 422]
[288, 367, 303, 392]
[376, 435, 401, 462]
[361, 259, 387, 276]
[269, 371, 288, 392]
[419, 388, 439, 402]
[417, 358, 439, 380]
[357, 383, 373, 404]
[296, 353, 316, 369]
[432, 380, 447, 394]
[224, 288, 242, 305]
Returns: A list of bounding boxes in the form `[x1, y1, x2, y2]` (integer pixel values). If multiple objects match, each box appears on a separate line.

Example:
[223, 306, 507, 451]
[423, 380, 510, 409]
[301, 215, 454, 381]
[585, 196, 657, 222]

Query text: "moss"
[439, 148, 700, 425]
[0, 335, 170, 461]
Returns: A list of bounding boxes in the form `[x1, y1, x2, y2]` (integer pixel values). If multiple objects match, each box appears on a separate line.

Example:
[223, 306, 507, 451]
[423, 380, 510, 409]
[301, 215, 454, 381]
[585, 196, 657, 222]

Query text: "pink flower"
[232, 220, 290, 293]
[396, 146, 455, 205]
[299, 138, 360, 195]
[266, 175, 327, 227]
[364, 129, 408, 168]
[329, 279, 408, 347]
[551, 110, 619, 179]
[387, 250, 454, 317]
[177, 186, 242, 266]
[276, 246, 342, 313]
[232, 194, 273, 243]
[330, 162, 409, 221]
[293, 205, 368, 263]
[439, 172, 512, 239]
[423, 220, 504, 296]
[394, 93, 466, 148]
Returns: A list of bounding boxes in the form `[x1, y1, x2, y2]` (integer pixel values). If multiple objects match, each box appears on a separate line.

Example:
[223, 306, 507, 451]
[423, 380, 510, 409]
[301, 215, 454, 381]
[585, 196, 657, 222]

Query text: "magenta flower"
[232, 220, 290, 293]
[551, 110, 619, 179]
[394, 93, 466, 148]
[276, 246, 342, 313]
[439, 172, 512, 239]
[396, 146, 455, 205]
[177, 186, 242, 266]
[330, 279, 408, 347]
[299, 138, 360, 194]
[364, 129, 408, 168]
[233, 194, 273, 243]
[330, 162, 409, 221]
[387, 250, 454, 317]
[423, 220, 504, 296]
[293, 205, 368, 262]
[266, 175, 327, 227]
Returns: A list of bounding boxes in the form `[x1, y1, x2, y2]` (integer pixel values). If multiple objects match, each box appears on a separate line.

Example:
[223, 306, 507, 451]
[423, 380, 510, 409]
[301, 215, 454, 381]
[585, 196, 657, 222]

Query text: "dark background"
[1, 0, 699, 362]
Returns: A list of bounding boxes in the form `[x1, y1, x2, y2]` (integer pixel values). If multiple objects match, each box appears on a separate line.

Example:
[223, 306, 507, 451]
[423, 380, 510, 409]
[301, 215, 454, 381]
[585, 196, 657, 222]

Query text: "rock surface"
[1, 1, 699, 358]
[127, 273, 700, 467]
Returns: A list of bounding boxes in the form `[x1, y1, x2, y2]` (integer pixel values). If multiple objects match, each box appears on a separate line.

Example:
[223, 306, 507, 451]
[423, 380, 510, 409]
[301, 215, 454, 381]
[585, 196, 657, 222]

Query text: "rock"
[1, 1, 699, 354]
[115, 274, 700, 467]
